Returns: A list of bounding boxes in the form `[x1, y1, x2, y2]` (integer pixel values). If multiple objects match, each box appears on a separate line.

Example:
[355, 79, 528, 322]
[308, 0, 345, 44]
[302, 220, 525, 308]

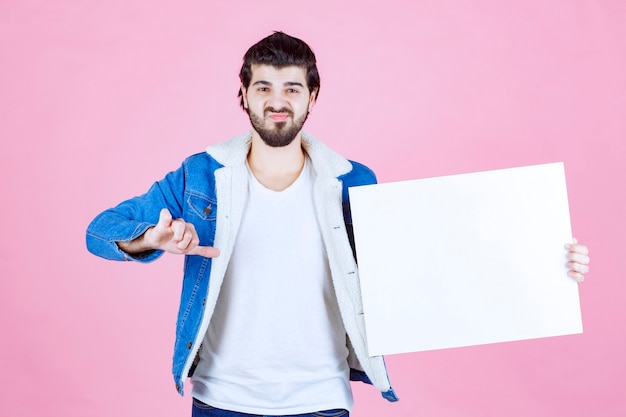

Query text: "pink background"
[1, 1, 624, 416]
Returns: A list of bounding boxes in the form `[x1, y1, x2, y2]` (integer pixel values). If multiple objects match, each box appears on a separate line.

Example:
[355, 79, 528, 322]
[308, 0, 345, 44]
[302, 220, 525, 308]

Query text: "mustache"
[264, 107, 293, 117]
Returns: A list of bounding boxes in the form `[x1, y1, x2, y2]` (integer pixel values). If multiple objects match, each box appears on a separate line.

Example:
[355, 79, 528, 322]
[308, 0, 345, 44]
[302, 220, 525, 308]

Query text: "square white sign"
[349, 162, 583, 356]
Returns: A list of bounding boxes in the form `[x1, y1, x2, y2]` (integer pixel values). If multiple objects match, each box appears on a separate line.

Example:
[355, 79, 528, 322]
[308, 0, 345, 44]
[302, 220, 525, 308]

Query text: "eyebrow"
[251, 80, 305, 88]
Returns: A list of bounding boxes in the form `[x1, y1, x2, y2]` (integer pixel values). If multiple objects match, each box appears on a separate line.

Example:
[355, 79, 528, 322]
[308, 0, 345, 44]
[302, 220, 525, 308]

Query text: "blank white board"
[349, 162, 583, 357]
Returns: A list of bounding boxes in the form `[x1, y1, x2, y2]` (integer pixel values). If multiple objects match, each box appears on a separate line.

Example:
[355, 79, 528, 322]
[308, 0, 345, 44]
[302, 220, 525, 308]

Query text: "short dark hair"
[238, 32, 320, 109]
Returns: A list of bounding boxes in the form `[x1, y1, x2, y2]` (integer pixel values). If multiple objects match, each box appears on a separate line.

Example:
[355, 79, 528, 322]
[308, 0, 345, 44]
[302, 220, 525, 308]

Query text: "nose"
[267, 90, 288, 110]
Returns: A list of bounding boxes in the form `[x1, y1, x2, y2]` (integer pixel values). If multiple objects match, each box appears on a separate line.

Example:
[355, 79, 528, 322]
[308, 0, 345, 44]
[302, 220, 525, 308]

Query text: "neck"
[247, 131, 306, 191]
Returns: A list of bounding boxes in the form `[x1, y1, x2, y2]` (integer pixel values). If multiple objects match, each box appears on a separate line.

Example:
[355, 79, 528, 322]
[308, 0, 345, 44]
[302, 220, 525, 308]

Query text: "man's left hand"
[566, 238, 590, 283]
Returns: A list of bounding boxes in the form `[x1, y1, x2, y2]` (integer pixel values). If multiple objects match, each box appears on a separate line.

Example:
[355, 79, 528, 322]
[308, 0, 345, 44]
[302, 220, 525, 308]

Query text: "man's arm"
[86, 156, 219, 262]
[117, 208, 219, 258]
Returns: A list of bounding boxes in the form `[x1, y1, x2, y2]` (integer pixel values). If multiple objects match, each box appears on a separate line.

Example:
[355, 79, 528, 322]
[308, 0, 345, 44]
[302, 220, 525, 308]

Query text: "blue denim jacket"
[86, 131, 398, 402]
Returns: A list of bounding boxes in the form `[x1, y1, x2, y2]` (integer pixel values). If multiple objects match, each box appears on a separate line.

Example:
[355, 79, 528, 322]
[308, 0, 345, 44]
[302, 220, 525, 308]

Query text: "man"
[86, 32, 590, 417]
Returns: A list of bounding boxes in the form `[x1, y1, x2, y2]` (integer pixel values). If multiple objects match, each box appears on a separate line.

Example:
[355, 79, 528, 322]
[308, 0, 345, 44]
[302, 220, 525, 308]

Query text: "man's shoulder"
[301, 131, 376, 183]
[347, 159, 376, 176]
[203, 132, 252, 167]
[342, 159, 377, 186]
[182, 151, 222, 170]
[177, 132, 252, 180]
[183, 130, 250, 169]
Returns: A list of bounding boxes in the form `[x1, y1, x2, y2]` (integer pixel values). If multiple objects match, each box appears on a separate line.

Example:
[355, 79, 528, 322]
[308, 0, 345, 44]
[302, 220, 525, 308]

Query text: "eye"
[286, 88, 299, 94]
[257, 87, 269, 93]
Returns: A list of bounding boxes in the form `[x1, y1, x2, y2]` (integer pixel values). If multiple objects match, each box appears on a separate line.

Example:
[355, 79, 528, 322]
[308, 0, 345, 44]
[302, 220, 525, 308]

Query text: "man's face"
[241, 64, 316, 147]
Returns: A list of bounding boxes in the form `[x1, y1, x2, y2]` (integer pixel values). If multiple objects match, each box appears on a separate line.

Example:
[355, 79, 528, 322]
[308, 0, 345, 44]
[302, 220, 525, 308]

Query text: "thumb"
[157, 208, 173, 228]
[190, 245, 221, 258]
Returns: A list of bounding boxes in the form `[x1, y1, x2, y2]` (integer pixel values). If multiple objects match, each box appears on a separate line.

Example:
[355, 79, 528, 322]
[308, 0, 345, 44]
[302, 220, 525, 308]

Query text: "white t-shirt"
[191, 158, 353, 414]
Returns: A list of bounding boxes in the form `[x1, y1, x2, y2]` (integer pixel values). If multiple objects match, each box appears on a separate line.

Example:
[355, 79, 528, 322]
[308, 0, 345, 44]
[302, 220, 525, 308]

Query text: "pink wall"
[1, 1, 624, 416]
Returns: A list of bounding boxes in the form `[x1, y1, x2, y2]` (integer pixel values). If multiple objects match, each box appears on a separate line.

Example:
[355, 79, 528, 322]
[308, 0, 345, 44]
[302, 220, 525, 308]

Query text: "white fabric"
[191, 158, 353, 414]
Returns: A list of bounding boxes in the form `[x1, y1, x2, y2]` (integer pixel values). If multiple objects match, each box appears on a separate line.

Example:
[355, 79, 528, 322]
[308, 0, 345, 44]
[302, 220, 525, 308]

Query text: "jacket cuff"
[86, 217, 164, 262]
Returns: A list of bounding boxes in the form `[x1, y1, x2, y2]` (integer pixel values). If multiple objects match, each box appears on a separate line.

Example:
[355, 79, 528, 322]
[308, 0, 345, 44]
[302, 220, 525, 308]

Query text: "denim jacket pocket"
[187, 193, 218, 221]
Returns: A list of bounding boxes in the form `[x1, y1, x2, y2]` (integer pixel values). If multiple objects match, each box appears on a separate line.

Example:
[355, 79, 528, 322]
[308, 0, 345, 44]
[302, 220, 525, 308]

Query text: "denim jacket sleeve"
[85, 162, 188, 263]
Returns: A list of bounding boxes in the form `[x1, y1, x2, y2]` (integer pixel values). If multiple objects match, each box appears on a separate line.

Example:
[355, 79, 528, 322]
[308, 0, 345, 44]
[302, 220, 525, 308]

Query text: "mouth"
[268, 113, 289, 122]
[265, 107, 292, 122]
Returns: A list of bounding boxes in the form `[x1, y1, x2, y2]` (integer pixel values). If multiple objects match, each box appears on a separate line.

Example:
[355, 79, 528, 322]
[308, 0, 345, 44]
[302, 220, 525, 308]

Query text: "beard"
[247, 106, 309, 147]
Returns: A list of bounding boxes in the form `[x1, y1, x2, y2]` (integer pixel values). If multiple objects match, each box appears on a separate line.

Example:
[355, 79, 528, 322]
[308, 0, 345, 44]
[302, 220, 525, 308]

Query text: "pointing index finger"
[190, 245, 221, 258]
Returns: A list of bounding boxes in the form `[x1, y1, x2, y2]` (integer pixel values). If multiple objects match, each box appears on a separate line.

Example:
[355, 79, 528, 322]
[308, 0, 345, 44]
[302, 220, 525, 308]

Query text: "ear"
[308, 88, 318, 113]
[240, 84, 249, 109]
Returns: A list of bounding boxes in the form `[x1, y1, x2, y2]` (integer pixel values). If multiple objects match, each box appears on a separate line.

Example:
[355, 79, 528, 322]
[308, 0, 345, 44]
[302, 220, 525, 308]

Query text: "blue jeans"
[192, 398, 349, 417]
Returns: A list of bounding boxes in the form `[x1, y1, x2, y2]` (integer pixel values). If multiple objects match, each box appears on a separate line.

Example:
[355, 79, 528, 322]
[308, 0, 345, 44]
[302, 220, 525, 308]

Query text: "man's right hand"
[117, 208, 220, 258]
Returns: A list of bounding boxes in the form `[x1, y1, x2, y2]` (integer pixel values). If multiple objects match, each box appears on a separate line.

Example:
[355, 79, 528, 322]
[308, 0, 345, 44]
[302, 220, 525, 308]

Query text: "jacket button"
[187, 342, 192, 349]
[202, 298, 206, 307]
[203, 205, 212, 214]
